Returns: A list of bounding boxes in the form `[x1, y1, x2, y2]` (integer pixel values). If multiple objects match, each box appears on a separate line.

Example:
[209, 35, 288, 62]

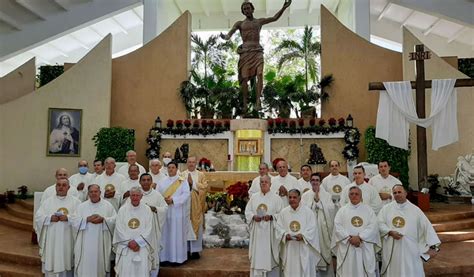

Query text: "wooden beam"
[448, 26, 466, 43]
[220, 0, 228, 16]
[16, 0, 46, 20]
[265, 0, 271, 15]
[377, 2, 392, 21]
[400, 10, 415, 29]
[173, 0, 183, 14]
[199, 0, 210, 17]
[368, 78, 474, 90]
[422, 18, 441, 36]
[307, 0, 315, 14]
[53, 0, 68, 11]
[414, 44, 427, 187]
[111, 17, 128, 34]
[0, 11, 22, 30]
[132, 7, 143, 21]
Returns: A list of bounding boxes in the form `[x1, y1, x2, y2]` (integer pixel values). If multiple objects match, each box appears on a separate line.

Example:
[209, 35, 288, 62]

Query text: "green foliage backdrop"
[365, 126, 410, 188]
[92, 127, 135, 162]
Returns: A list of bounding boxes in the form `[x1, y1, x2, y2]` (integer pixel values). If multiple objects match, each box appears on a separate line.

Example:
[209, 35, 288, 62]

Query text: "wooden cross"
[369, 44, 474, 188]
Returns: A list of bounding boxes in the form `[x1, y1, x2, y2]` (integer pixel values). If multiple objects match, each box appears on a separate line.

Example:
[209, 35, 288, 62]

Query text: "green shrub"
[92, 127, 135, 162]
[37, 65, 64, 87]
[365, 126, 410, 189]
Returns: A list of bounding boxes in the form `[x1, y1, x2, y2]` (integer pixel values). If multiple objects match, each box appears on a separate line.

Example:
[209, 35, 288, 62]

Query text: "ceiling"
[0, 0, 472, 76]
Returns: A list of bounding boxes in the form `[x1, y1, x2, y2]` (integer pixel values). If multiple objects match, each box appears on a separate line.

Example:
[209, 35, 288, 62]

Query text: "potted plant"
[0, 193, 6, 208]
[17, 185, 28, 200]
[6, 190, 16, 204]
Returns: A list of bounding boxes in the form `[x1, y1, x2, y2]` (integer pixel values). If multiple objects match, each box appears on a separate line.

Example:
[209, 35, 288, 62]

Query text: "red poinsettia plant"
[298, 118, 305, 127]
[289, 120, 296, 128]
[198, 157, 212, 171]
[215, 120, 223, 128]
[226, 181, 249, 199]
[184, 119, 191, 128]
[224, 120, 231, 129]
[176, 120, 183, 128]
[338, 117, 345, 127]
[268, 118, 275, 128]
[328, 117, 337, 127]
[193, 120, 200, 128]
[309, 118, 316, 126]
[166, 119, 174, 128]
[208, 120, 215, 129]
[318, 119, 326, 126]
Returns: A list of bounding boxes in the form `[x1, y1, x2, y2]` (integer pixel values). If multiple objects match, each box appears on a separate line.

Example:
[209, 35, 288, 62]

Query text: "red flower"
[318, 119, 326, 126]
[289, 120, 296, 128]
[193, 120, 200, 128]
[268, 119, 274, 128]
[328, 117, 336, 126]
[309, 118, 316, 126]
[298, 118, 305, 127]
[208, 120, 215, 128]
[224, 120, 231, 129]
[226, 181, 249, 199]
[184, 119, 191, 127]
[281, 119, 288, 127]
[215, 121, 223, 128]
[201, 119, 208, 128]
[176, 120, 183, 127]
[275, 118, 282, 126]
[338, 117, 345, 127]
[166, 119, 174, 128]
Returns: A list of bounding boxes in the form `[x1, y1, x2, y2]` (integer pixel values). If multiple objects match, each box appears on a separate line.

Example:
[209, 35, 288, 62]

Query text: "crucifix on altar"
[368, 44, 474, 189]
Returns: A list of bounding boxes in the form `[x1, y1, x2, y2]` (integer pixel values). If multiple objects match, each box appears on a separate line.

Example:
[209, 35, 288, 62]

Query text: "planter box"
[408, 191, 430, 212]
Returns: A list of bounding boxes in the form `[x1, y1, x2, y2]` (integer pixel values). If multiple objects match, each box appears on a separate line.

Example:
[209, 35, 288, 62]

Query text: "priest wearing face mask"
[69, 160, 94, 201]
[160, 152, 173, 176]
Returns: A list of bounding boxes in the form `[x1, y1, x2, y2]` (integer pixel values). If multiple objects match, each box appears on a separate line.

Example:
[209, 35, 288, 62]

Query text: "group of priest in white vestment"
[35, 150, 208, 277]
[35, 152, 441, 277]
[246, 160, 441, 277]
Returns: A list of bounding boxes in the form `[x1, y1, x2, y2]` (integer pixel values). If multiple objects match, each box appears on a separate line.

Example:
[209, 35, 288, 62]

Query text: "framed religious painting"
[47, 108, 82, 157]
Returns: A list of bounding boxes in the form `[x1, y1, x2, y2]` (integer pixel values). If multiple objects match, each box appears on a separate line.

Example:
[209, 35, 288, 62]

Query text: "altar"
[153, 118, 358, 176]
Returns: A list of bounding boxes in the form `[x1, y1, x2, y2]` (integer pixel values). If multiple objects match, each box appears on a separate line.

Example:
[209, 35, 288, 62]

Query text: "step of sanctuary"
[160, 248, 249, 277]
[0, 224, 41, 276]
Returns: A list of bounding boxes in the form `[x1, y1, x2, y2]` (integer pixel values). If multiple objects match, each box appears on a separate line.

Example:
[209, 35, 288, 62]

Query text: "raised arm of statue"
[260, 0, 292, 25]
[220, 21, 241, 41]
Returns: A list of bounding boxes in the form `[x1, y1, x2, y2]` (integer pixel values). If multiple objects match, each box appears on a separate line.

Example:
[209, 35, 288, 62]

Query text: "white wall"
[0, 36, 112, 192]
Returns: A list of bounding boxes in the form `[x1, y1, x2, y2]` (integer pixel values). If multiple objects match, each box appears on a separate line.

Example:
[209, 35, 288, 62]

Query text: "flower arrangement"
[318, 119, 326, 126]
[146, 119, 230, 159]
[184, 119, 191, 128]
[289, 120, 296, 129]
[298, 118, 305, 127]
[268, 118, 275, 128]
[198, 157, 214, 172]
[338, 117, 345, 127]
[328, 117, 337, 127]
[226, 181, 249, 214]
[17, 185, 28, 200]
[342, 128, 361, 160]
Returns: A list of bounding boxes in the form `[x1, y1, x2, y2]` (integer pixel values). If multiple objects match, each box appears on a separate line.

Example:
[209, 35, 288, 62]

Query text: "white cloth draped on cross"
[376, 79, 458, 150]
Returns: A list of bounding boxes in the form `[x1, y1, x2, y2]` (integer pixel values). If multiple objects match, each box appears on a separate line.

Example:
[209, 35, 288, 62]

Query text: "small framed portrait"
[237, 139, 260, 155]
[47, 108, 82, 156]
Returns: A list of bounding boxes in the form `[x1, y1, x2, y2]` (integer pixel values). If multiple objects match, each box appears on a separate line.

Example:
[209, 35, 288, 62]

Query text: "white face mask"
[163, 158, 172, 165]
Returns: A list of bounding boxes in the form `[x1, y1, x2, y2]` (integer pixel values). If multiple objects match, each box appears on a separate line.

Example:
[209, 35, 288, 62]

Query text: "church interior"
[0, 0, 473, 276]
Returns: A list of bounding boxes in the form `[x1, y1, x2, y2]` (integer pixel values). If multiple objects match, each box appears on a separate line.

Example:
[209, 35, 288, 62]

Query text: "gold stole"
[190, 172, 209, 236]
[163, 178, 182, 198]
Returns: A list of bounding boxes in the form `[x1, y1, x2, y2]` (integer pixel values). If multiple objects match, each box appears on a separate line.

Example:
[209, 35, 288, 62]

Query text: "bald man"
[41, 168, 80, 205]
[117, 150, 146, 176]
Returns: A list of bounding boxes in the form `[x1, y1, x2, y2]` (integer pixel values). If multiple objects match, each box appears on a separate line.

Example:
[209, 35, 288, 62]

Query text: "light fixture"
[155, 116, 162, 128]
[346, 114, 353, 128]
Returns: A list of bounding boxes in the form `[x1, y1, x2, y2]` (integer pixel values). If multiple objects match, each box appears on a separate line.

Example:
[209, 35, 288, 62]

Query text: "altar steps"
[0, 261, 42, 277]
[6, 202, 33, 221]
[0, 208, 32, 231]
